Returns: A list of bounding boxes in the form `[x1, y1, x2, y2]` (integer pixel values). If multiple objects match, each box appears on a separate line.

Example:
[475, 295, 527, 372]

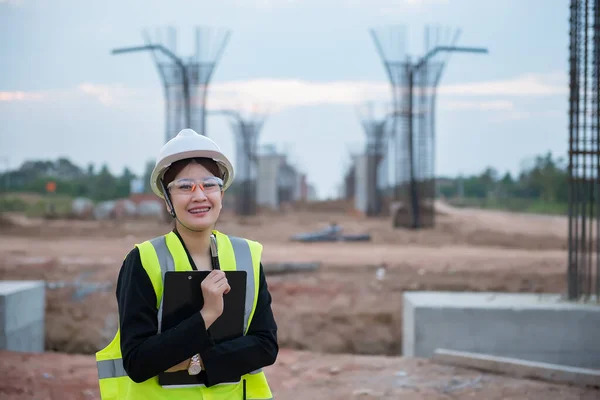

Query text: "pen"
[210, 234, 220, 270]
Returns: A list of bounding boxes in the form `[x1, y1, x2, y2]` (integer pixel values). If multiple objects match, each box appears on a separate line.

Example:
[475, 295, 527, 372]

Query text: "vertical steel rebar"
[573, 0, 581, 298]
[568, 0, 575, 299]
[596, 0, 600, 299]
[568, 0, 600, 302]
[582, 0, 590, 301]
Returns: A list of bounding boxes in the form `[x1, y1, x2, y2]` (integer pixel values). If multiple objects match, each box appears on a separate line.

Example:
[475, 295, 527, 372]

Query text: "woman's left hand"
[165, 358, 191, 373]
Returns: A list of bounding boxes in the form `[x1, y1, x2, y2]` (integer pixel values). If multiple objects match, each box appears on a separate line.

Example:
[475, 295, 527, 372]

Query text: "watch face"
[188, 363, 202, 375]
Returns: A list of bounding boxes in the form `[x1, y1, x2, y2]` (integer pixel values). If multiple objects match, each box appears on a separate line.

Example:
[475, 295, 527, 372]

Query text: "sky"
[0, 0, 568, 199]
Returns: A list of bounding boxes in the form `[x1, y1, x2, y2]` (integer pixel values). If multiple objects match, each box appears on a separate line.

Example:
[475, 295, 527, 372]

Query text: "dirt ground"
[1, 349, 597, 400]
[1, 201, 595, 398]
[0, 202, 569, 355]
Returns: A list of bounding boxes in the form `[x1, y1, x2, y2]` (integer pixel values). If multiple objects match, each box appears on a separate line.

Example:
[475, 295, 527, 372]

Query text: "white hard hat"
[150, 129, 234, 198]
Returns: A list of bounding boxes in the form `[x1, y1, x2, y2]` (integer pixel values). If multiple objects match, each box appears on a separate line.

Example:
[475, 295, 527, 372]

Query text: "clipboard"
[158, 270, 247, 387]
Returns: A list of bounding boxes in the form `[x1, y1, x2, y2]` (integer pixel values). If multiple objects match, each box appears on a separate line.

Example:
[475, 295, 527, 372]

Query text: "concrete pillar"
[354, 154, 369, 214]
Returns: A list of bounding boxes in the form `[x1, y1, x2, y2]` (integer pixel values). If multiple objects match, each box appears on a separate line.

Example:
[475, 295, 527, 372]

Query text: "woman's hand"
[164, 356, 205, 373]
[165, 358, 190, 373]
[200, 270, 231, 328]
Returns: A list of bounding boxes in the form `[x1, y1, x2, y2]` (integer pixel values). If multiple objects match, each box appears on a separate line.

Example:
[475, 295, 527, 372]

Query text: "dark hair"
[163, 158, 222, 186]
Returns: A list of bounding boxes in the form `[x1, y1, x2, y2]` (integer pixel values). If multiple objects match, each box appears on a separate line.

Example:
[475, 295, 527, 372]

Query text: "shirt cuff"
[186, 312, 216, 354]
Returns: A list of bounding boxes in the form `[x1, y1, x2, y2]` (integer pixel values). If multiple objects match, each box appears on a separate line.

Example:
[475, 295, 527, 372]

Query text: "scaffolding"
[370, 25, 487, 229]
[567, 0, 600, 302]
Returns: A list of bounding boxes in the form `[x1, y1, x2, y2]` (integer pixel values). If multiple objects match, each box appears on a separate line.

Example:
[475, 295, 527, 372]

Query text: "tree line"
[0, 158, 156, 202]
[0, 152, 570, 213]
[437, 152, 569, 214]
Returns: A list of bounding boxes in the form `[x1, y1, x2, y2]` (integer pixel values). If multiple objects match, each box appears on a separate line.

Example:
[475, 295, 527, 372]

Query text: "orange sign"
[46, 181, 56, 193]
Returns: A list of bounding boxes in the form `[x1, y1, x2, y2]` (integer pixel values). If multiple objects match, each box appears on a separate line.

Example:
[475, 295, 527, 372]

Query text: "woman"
[96, 129, 278, 400]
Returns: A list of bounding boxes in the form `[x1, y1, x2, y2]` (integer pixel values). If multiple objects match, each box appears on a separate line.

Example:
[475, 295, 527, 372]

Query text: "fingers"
[215, 280, 231, 295]
[201, 270, 225, 287]
[206, 270, 225, 282]
[211, 274, 228, 290]
[201, 271, 230, 295]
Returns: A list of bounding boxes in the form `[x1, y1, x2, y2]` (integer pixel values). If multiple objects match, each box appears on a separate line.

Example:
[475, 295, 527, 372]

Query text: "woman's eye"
[204, 182, 217, 188]
[179, 184, 193, 190]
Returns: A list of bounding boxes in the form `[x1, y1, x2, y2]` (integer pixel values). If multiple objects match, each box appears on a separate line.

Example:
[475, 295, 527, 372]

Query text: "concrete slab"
[433, 348, 600, 388]
[0, 281, 45, 352]
[403, 292, 600, 369]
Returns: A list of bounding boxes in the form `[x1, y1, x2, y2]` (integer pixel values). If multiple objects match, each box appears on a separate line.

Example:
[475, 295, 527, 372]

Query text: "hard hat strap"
[160, 180, 177, 218]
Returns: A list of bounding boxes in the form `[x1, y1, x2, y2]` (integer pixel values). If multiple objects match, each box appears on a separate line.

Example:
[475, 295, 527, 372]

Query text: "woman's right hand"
[199, 270, 231, 328]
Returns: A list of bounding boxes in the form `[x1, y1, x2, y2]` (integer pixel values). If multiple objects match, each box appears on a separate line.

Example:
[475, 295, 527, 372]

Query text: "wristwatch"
[188, 353, 202, 375]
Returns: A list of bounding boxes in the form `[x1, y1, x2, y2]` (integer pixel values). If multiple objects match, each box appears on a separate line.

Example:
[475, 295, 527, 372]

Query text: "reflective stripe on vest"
[97, 357, 263, 383]
[228, 236, 255, 334]
[98, 358, 127, 379]
[150, 235, 175, 334]
[98, 233, 258, 379]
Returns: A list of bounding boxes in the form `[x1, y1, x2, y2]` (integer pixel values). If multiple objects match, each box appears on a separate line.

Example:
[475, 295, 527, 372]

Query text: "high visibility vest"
[95, 230, 273, 400]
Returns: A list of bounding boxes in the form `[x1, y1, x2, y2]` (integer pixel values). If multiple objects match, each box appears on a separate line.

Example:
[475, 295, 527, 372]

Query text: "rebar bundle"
[567, 0, 600, 302]
[143, 26, 230, 141]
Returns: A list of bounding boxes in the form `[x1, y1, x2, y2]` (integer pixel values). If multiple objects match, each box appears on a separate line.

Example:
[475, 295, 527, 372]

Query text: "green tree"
[116, 167, 136, 198]
[143, 160, 155, 193]
[94, 164, 117, 201]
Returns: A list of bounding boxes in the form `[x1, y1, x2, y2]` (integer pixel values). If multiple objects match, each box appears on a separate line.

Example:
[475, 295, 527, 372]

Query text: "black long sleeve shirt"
[115, 233, 278, 386]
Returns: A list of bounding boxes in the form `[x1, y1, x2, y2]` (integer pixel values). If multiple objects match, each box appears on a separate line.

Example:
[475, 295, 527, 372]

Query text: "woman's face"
[167, 162, 223, 232]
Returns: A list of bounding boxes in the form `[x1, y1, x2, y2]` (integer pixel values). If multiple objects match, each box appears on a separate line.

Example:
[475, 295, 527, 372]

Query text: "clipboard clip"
[210, 234, 220, 270]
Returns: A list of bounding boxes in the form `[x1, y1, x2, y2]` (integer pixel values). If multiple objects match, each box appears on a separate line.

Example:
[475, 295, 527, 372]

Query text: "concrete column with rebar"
[370, 25, 487, 229]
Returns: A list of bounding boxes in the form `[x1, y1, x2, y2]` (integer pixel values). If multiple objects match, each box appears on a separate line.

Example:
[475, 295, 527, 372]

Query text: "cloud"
[439, 72, 567, 97]
[0, 71, 567, 117]
[0, 84, 153, 109]
[77, 83, 140, 107]
[0, 91, 45, 102]
[490, 109, 564, 123]
[208, 79, 389, 112]
[439, 100, 515, 112]
[208, 72, 565, 112]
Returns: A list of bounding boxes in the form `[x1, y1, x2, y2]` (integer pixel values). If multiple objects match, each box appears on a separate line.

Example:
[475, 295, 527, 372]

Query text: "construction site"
[0, 201, 597, 399]
[1, 1, 600, 399]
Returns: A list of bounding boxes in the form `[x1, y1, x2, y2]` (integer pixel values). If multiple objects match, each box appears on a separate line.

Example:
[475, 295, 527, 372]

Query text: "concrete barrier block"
[0, 319, 45, 352]
[0, 281, 46, 352]
[432, 348, 600, 388]
[403, 292, 600, 369]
